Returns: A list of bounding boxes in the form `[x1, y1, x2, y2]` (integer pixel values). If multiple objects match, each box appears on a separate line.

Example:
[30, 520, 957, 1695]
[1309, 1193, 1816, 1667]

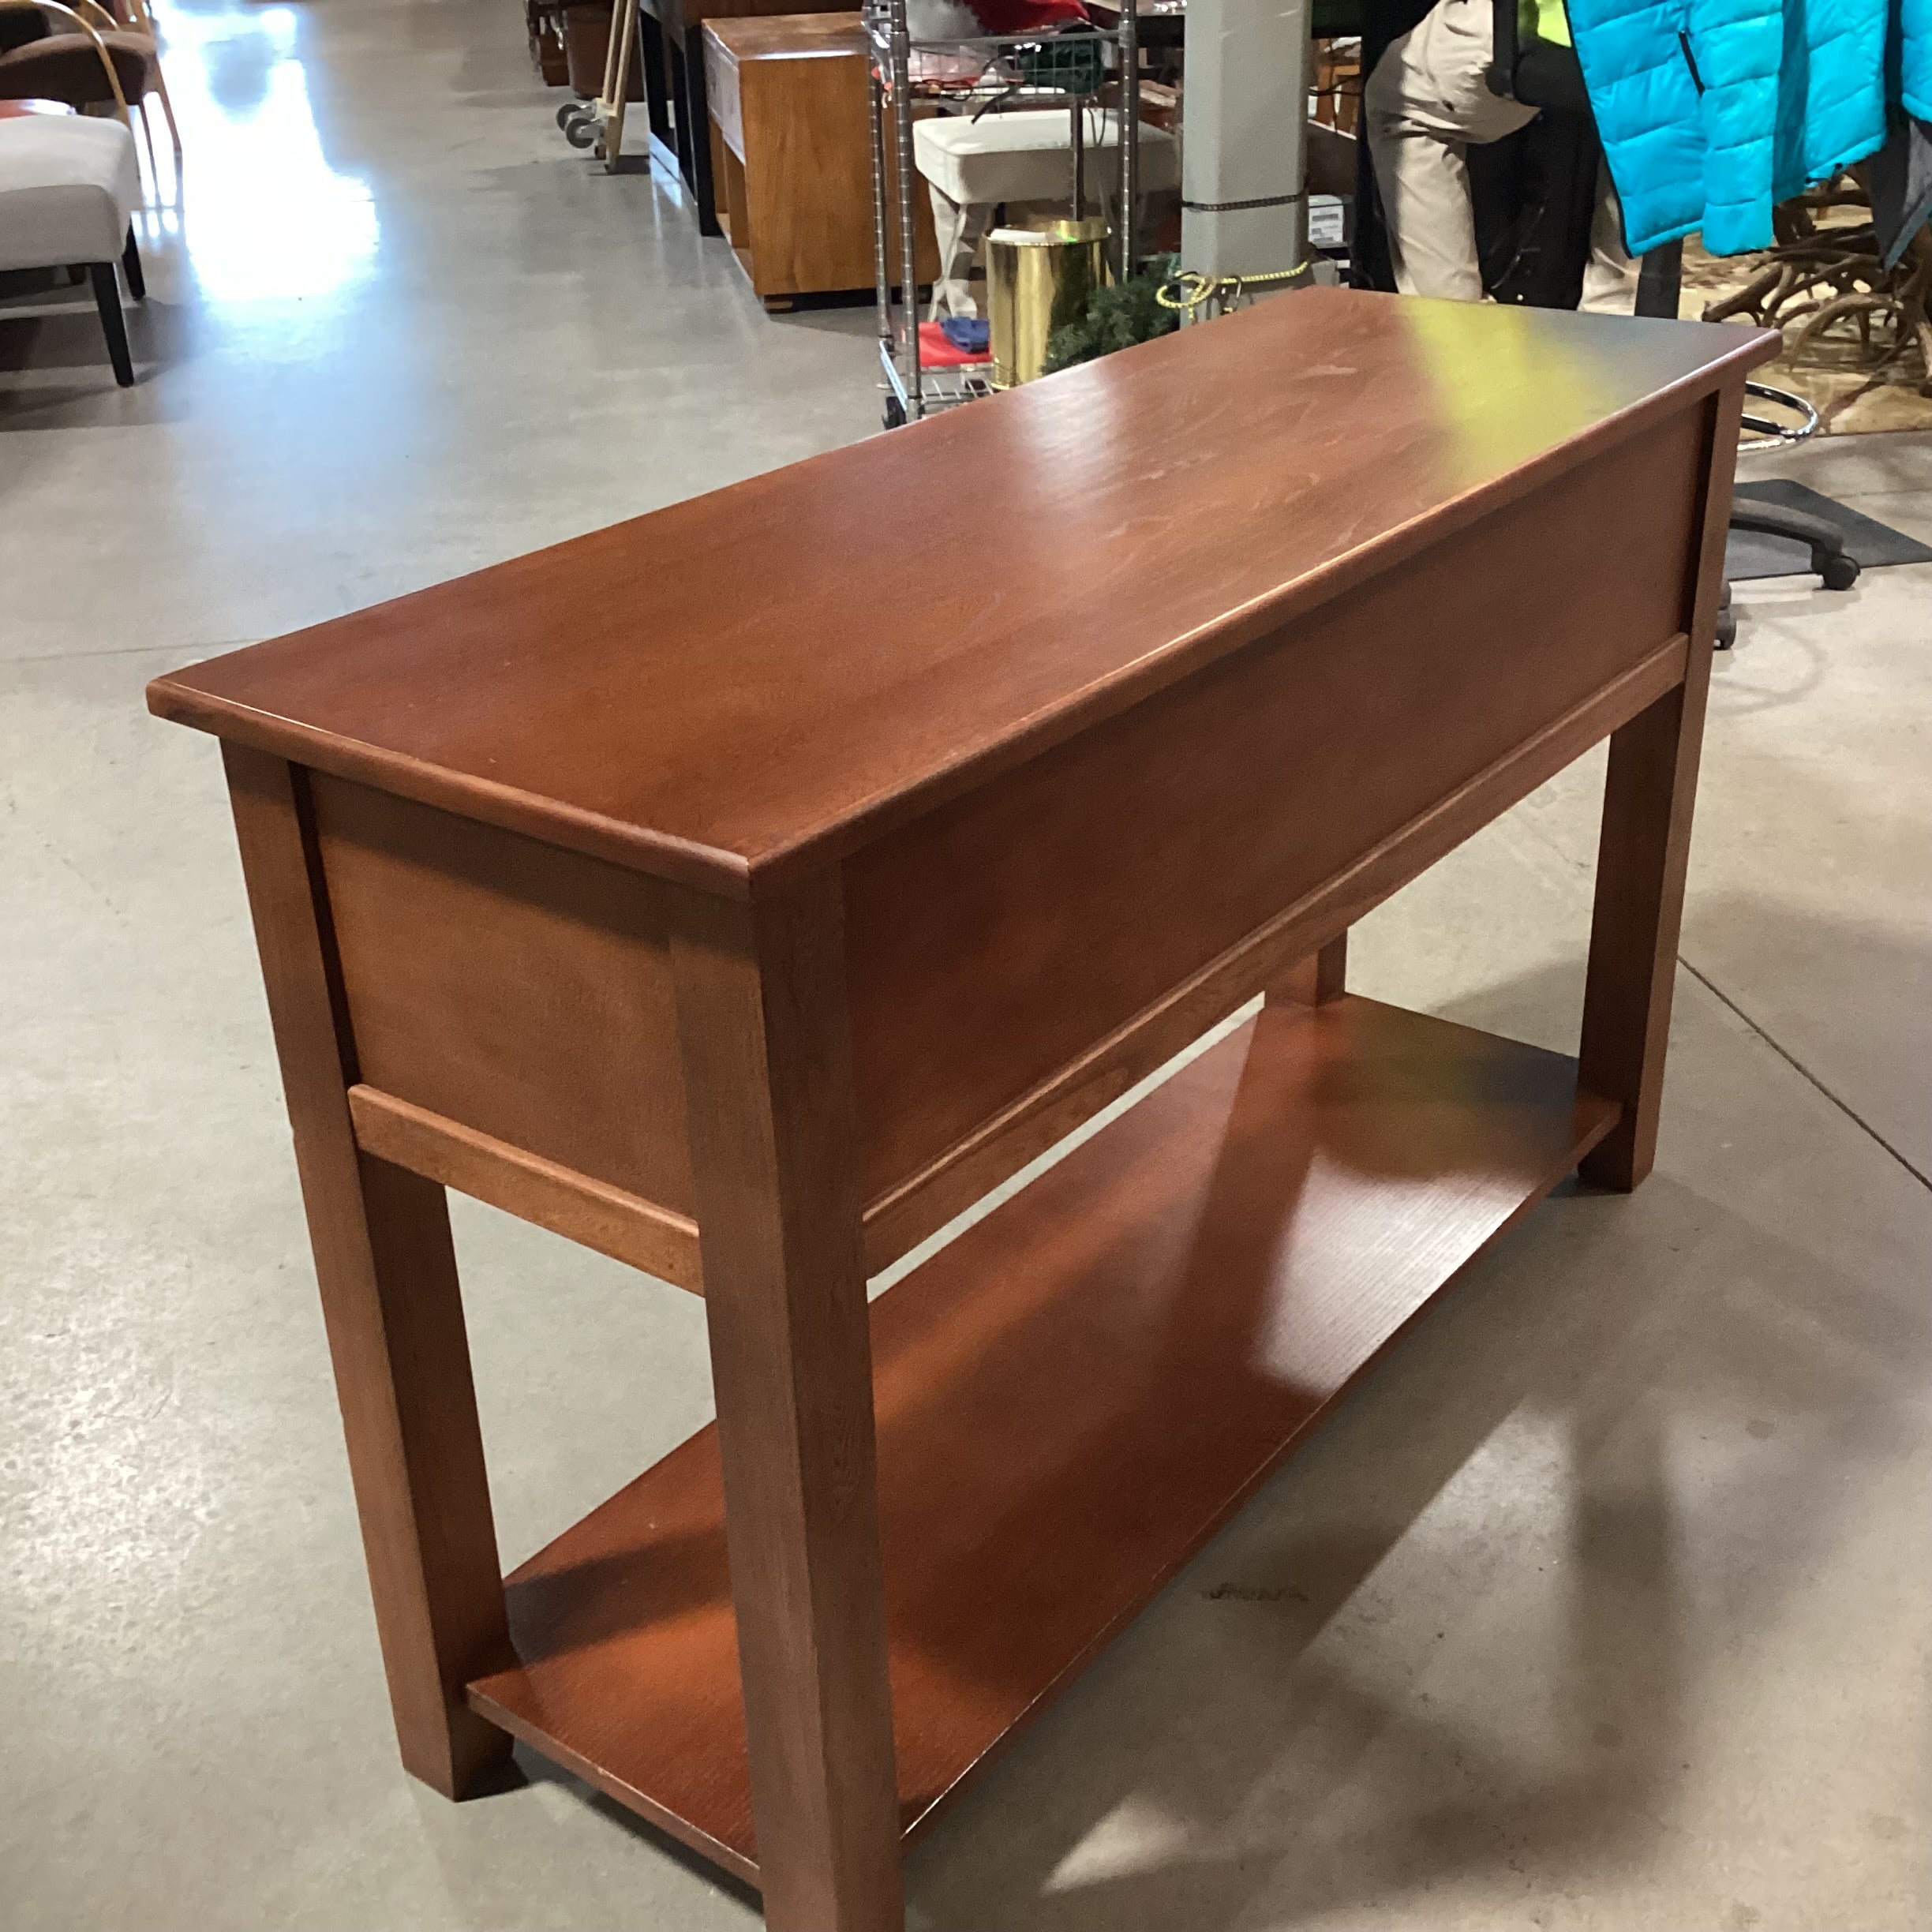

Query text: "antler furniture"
[148, 288, 1773, 1932]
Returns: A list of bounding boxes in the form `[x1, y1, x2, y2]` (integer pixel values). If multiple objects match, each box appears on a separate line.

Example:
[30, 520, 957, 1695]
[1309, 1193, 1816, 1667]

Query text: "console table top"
[148, 290, 1771, 893]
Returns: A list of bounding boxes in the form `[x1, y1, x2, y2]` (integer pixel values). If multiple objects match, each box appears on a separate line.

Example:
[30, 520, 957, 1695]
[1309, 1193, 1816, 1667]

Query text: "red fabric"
[966, 0, 1088, 33]
[916, 321, 992, 367]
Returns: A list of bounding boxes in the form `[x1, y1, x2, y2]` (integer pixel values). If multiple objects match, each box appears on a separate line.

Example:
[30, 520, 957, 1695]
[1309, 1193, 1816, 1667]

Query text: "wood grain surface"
[147, 294, 1775, 895]
[309, 774, 696, 1212]
[467, 995, 1617, 1875]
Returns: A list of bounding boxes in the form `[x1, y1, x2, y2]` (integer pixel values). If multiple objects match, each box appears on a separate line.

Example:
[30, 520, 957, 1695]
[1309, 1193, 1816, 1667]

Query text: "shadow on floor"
[0, 286, 197, 426]
[893, 953, 1925, 1929]
[505, 1748, 766, 1913]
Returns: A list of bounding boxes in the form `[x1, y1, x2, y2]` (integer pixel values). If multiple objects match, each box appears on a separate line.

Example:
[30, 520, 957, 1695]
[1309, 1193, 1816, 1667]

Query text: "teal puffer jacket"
[1566, 0, 1892, 255]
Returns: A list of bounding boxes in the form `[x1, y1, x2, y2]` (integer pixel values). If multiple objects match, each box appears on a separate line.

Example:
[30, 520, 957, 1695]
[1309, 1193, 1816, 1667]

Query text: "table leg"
[222, 745, 513, 1800]
[1268, 931, 1348, 1007]
[642, 11, 672, 146]
[1577, 384, 1739, 1191]
[683, 28, 722, 236]
[672, 874, 903, 1932]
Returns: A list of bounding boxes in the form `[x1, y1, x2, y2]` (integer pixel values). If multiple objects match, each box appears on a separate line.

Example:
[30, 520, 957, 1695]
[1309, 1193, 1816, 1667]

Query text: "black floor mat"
[1726, 478, 1932, 582]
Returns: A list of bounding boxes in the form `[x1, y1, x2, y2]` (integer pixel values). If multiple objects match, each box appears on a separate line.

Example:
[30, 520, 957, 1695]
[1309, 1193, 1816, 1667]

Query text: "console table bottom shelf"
[467, 994, 1618, 1885]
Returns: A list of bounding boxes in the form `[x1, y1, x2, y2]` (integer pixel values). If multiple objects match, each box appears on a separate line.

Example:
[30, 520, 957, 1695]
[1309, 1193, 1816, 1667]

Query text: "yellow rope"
[1155, 261, 1311, 316]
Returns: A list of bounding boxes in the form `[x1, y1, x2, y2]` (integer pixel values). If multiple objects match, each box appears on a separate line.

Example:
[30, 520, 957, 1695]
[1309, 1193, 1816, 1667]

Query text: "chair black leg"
[88, 261, 135, 387]
[681, 29, 721, 236]
[122, 227, 146, 301]
[1730, 501, 1862, 590]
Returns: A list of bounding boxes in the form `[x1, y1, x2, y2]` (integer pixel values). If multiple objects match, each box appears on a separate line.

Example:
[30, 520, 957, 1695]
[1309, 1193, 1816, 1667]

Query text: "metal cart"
[865, 0, 1142, 425]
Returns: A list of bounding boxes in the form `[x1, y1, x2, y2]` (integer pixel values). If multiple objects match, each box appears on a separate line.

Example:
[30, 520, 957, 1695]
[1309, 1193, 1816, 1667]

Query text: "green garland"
[1041, 256, 1181, 375]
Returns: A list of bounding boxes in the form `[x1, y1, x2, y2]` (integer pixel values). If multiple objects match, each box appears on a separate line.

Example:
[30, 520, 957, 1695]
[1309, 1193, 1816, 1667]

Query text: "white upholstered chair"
[0, 111, 144, 384]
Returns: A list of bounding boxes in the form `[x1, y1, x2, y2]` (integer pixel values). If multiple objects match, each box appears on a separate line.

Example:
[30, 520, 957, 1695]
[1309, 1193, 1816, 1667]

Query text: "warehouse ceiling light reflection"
[162, 0, 378, 301]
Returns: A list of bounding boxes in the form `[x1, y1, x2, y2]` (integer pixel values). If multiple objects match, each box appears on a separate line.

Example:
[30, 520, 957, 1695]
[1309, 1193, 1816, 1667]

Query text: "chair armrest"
[0, 0, 132, 111]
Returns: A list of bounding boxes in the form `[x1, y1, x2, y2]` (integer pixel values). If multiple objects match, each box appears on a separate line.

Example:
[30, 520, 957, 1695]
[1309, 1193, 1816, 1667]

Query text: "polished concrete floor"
[3, 2, 1930, 1928]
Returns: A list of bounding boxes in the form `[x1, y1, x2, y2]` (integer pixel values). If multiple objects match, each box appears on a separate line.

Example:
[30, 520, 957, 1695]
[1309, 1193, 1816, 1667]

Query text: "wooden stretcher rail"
[348, 1088, 703, 1292]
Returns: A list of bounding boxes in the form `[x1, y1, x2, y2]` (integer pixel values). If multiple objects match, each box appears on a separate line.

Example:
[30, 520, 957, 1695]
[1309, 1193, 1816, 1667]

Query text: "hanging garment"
[1870, 110, 1932, 264]
[1565, 0, 1893, 253]
[1904, 0, 1932, 120]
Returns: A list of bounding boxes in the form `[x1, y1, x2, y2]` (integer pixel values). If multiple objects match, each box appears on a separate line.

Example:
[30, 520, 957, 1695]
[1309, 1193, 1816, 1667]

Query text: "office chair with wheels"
[1487, 0, 1860, 637]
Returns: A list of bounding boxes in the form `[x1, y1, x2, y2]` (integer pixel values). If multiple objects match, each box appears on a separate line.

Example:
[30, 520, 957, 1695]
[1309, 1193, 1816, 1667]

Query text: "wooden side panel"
[706, 18, 937, 301]
[738, 49, 871, 298]
[309, 776, 695, 1214]
[844, 410, 1704, 1203]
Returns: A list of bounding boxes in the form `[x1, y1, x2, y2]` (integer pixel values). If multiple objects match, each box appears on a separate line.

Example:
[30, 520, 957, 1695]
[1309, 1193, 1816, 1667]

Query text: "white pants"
[1364, 0, 1638, 313]
[929, 182, 990, 320]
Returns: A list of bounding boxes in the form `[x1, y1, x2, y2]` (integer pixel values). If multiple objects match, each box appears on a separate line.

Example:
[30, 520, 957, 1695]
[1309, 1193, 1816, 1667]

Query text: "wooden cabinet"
[703, 12, 935, 307]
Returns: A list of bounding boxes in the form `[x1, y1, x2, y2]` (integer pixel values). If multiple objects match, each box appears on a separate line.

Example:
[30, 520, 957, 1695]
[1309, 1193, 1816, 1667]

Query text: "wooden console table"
[149, 290, 1772, 1931]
